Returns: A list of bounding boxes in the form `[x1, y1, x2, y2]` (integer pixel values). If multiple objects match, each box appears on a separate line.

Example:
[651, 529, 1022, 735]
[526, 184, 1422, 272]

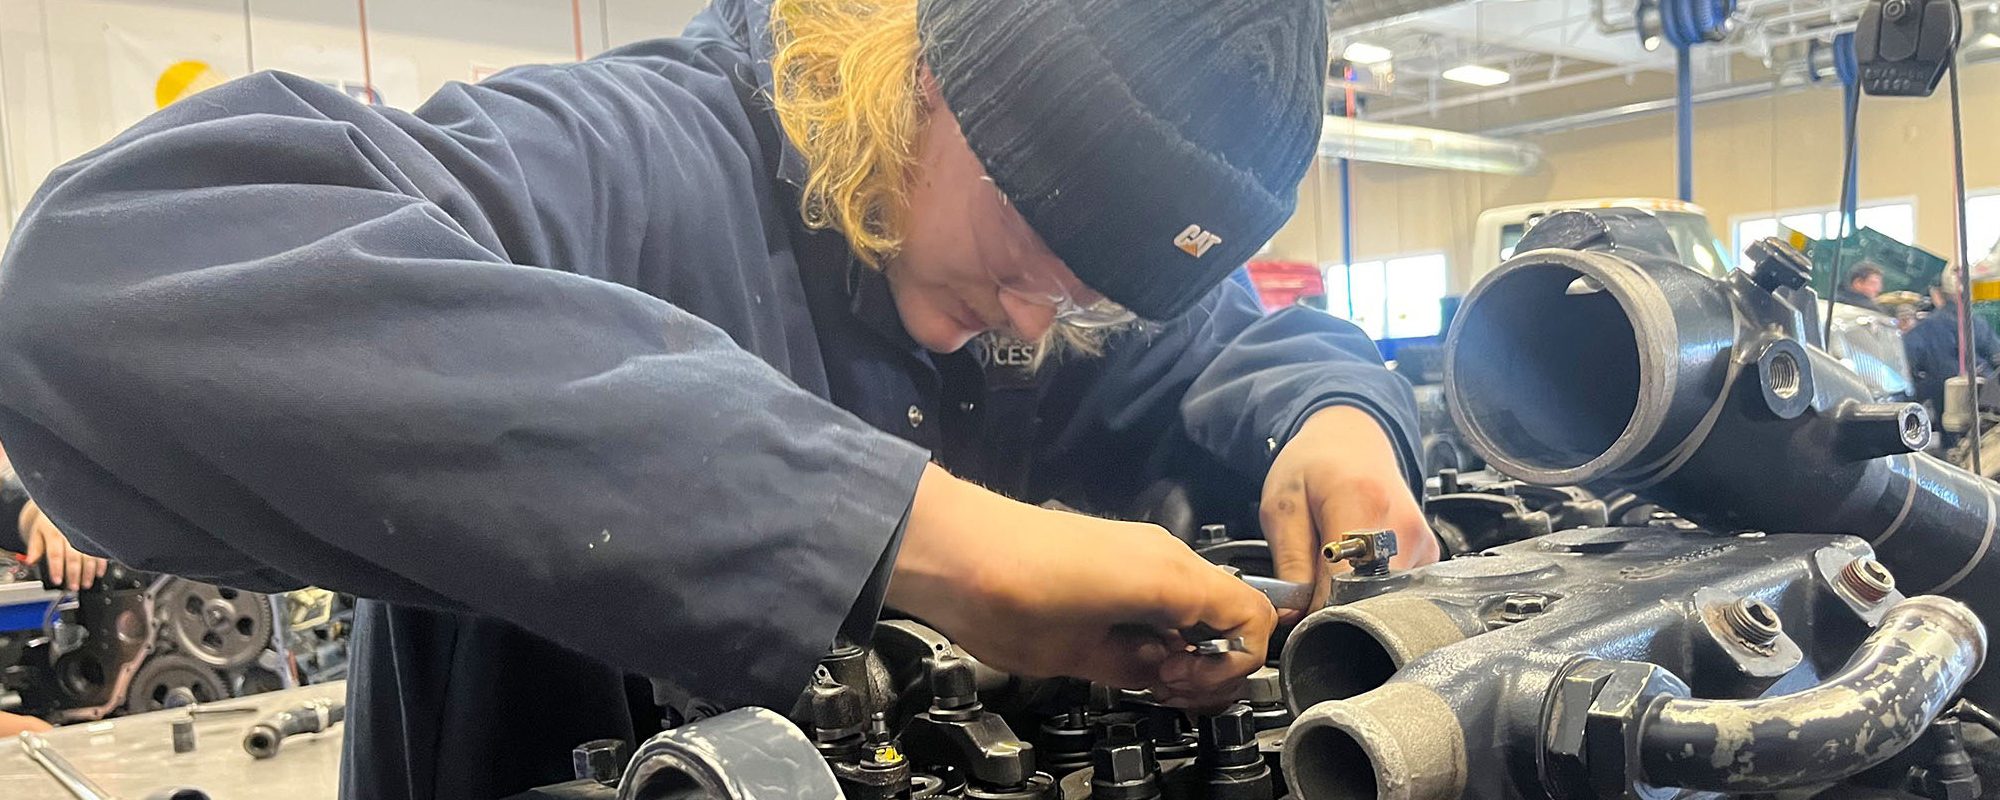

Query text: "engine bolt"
[1721, 597, 1783, 647]
[1840, 558, 1896, 604]
[1501, 593, 1550, 618]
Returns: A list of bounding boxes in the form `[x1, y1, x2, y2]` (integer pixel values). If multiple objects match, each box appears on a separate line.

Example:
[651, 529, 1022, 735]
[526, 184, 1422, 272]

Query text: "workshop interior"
[4, 0, 2000, 798]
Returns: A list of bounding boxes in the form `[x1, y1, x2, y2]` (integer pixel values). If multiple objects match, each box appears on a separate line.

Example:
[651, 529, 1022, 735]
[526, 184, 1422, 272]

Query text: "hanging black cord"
[1825, 81, 1861, 350]
[1947, 61, 1979, 475]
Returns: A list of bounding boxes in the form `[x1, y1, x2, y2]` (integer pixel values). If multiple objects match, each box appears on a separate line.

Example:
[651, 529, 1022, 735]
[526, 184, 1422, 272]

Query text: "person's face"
[1853, 273, 1884, 299]
[883, 76, 1118, 353]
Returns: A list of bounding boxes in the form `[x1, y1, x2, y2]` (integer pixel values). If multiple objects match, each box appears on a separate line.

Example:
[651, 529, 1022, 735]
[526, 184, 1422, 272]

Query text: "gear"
[126, 654, 227, 714]
[157, 579, 273, 669]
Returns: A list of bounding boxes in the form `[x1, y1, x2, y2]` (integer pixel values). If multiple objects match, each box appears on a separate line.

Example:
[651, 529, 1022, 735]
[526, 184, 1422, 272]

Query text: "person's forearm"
[888, 464, 1020, 631]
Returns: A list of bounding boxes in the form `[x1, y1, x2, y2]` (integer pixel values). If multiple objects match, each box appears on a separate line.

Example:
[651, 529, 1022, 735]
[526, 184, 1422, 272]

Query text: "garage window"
[1323, 253, 1450, 340]
[1731, 201, 1917, 266]
[1967, 193, 2000, 264]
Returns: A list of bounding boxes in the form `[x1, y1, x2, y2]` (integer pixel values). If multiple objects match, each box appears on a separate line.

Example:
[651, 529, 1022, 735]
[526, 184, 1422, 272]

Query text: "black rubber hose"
[1636, 596, 1987, 793]
[243, 698, 345, 759]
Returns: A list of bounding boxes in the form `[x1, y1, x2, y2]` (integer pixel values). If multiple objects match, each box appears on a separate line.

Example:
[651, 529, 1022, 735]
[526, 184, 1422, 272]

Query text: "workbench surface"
[2, 681, 346, 799]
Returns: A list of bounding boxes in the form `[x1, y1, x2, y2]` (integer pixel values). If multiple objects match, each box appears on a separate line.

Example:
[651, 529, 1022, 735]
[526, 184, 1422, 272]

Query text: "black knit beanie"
[917, 0, 1328, 321]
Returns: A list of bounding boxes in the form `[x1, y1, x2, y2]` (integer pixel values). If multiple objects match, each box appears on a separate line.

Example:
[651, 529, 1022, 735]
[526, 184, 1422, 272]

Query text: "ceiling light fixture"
[1342, 42, 1395, 65]
[1443, 64, 1512, 86]
[1978, 32, 2000, 49]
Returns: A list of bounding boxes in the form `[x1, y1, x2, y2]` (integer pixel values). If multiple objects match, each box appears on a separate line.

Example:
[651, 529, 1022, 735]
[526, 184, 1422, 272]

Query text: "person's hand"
[889, 464, 1277, 710]
[18, 500, 107, 591]
[1261, 406, 1439, 623]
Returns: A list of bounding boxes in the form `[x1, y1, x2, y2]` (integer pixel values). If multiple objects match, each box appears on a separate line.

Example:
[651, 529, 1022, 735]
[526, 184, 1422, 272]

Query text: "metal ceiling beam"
[1367, 62, 1649, 122]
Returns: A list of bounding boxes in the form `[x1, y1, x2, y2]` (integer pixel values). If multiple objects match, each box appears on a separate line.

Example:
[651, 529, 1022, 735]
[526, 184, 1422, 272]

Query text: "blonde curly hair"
[768, 0, 924, 269]
[768, 0, 1121, 360]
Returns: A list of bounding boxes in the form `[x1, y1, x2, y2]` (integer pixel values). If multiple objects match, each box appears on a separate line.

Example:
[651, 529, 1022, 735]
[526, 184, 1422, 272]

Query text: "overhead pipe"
[1339, 70, 1357, 318]
[1319, 115, 1543, 175]
[1442, 208, 2000, 706]
[1325, 0, 1479, 35]
[1368, 63, 1646, 124]
[1479, 73, 1815, 138]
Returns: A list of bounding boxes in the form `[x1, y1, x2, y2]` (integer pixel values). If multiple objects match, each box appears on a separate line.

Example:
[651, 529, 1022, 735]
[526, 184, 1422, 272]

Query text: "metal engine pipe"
[1442, 210, 2000, 703]
[1282, 524, 1896, 799]
[1637, 595, 1987, 792]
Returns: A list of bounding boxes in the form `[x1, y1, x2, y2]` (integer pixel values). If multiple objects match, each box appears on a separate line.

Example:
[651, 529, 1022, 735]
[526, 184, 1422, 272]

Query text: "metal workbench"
[1, 681, 345, 799]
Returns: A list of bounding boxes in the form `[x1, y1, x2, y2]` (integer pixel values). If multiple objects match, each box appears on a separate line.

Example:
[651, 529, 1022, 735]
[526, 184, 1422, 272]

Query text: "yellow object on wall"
[154, 60, 226, 109]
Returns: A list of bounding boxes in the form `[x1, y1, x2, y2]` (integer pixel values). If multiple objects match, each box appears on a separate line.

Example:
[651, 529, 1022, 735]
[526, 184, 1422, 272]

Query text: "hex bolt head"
[1095, 713, 1150, 746]
[572, 738, 631, 786]
[1092, 739, 1159, 786]
[1745, 237, 1813, 292]
[1206, 704, 1257, 748]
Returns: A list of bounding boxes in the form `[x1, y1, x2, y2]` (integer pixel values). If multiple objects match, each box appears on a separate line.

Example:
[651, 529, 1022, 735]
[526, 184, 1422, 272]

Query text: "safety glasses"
[980, 177, 1138, 330]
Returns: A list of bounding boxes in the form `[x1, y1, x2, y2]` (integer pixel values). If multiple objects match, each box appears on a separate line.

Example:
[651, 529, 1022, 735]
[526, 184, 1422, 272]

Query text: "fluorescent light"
[1978, 32, 2000, 49]
[1342, 42, 1394, 64]
[1443, 64, 1512, 86]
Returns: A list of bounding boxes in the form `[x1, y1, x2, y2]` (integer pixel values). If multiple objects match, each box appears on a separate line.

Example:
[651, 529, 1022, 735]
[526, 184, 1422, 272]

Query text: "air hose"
[1654, 0, 1737, 201]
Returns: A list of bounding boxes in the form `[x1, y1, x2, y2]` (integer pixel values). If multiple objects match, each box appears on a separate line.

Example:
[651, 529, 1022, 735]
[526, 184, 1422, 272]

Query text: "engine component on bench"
[243, 697, 345, 759]
[127, 653, 228, 714]
[5, 566, 159, 722]
[1442, 207, 2000, 707]
[1280, 524, 1987, 800]
[155, 578, 273, 670]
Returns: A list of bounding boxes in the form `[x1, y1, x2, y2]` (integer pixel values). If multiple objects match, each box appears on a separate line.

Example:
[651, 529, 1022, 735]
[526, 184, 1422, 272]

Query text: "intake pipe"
[1285, 683, 1468, 800]
[1635, 595, 1987, 792]
[1442, 209, 2000, 704]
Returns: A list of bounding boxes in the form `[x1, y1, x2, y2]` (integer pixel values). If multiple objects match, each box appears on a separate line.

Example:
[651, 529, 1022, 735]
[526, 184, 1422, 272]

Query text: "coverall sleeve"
[1044, 280, 1421, 499]
[0, 62, 927, 709]
[1978, 318, 2000, 369]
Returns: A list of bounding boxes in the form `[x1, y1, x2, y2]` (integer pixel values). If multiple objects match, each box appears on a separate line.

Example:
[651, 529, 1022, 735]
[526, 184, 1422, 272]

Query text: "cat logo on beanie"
[1173, 224, 1224, 258]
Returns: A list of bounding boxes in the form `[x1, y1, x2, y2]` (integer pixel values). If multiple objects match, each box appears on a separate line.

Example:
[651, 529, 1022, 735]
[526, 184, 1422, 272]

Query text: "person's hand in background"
[18, 500, 107, 591]
[1261, 405, 1439, 623]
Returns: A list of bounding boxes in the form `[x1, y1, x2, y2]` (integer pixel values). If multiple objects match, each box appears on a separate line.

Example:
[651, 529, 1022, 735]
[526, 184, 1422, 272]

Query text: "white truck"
[1472, 197, 1731, 281]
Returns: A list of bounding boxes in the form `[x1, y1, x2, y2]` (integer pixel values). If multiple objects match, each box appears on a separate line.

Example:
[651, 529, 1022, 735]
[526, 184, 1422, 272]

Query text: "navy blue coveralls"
[1906, 302, 2000, 414]
[0, 1, 1418, 797]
